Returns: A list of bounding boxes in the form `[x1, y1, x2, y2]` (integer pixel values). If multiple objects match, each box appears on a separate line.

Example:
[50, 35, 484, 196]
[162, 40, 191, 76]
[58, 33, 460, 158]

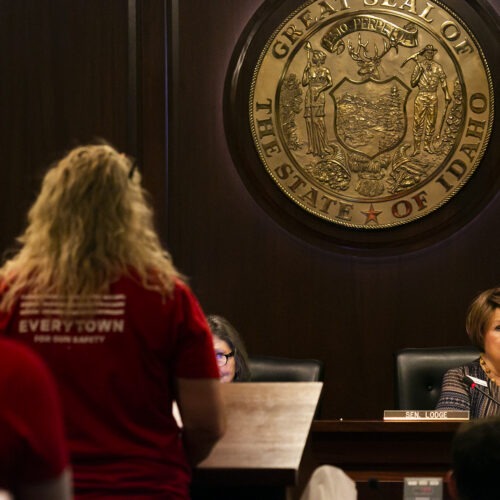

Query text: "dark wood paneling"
[163, 0, 500, 418]
[0, 0, 130, 253]
[133, 0, 170, 243]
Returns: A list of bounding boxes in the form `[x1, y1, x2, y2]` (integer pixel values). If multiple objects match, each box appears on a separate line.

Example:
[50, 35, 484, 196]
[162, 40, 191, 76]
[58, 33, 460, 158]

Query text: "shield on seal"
[330, 77, 410, 159]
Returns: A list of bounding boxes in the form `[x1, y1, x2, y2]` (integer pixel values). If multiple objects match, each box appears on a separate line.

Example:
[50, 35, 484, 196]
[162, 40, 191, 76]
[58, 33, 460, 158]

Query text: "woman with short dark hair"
[207, 315, 251, 383]
[436, 287, 500, 418]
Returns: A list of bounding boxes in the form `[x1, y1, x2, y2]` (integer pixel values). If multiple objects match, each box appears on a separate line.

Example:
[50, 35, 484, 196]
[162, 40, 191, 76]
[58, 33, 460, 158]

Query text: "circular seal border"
[223, 0, 500, 254]
[249, 1, 493, 229]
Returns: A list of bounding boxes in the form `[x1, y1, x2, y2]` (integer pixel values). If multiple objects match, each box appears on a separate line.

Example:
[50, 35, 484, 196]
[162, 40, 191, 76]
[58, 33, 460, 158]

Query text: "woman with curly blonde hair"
[0, 143, 225, 499]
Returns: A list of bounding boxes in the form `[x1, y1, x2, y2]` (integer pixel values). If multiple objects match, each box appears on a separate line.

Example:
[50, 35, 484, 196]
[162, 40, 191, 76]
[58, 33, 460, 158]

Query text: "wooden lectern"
[192, 382, 323, 500]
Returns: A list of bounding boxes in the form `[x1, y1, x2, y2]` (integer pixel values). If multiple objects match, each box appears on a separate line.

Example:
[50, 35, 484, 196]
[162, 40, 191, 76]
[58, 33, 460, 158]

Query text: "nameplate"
[384, 410, 470, 421]
[404, 477, 442, 500]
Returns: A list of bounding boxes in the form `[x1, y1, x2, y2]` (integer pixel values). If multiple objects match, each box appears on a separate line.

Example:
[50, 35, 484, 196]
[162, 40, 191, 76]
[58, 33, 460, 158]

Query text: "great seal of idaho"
[249, 0, 494, 228]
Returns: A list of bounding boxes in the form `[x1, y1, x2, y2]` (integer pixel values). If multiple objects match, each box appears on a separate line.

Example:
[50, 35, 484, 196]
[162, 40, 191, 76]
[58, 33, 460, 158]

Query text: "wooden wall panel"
[0, 0, 130, 253]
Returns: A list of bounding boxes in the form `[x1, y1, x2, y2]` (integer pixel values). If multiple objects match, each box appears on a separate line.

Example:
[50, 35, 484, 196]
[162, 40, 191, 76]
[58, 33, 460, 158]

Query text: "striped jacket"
[436, 359, 500, 418]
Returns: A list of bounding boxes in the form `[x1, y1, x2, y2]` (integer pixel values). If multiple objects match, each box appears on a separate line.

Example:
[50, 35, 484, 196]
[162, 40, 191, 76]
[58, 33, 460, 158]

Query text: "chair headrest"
[249, 356, 324, 382]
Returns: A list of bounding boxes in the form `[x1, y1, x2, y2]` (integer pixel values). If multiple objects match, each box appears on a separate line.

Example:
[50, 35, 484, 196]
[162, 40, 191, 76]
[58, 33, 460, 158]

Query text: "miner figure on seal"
[409, 44, 451, 156]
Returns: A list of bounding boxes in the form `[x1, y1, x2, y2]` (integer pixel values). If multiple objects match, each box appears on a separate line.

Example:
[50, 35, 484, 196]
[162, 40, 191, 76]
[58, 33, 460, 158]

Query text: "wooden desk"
[309, 419, 462, 499]
[192, 382, 323, 500]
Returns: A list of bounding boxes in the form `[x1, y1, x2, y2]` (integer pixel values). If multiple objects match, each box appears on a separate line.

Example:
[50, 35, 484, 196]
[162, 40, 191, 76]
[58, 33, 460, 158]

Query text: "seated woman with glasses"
[207, 315, 251, 383]
[172, 315, 250, 427]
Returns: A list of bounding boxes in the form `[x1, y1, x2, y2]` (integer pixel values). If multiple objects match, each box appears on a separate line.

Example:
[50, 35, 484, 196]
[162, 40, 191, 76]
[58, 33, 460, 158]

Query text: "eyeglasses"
[215, 351, 235, 367]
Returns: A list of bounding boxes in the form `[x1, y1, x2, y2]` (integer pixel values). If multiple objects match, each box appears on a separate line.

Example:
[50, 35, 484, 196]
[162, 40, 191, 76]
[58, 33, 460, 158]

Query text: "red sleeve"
[0, 339, 68, 485]
[171, 282, 220, 380]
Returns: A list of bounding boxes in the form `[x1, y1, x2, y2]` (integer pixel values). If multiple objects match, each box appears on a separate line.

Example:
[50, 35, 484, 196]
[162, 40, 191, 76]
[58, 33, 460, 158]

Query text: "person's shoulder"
[112, 273, 197, 315]
[112, 270, 182, 293]
[443, 362, 470, 377]
[462, 358, 481, 369]
[444, 359, 481, 377]
[464, 358, 484, 376]
[0, 337, 39, 362]
[0, 338, 50, 380]
[172, 278, 192, 296]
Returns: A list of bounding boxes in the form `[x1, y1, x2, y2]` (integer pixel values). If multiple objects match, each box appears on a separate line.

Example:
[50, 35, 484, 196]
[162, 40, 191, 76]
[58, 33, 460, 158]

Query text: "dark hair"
[452, 417, 500, 500]
[206, 315, 251, 382]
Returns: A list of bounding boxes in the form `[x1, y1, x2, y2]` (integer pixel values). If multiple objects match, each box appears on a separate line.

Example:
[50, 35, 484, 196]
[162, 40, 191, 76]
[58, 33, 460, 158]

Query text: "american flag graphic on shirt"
[18, 294, 126, 343]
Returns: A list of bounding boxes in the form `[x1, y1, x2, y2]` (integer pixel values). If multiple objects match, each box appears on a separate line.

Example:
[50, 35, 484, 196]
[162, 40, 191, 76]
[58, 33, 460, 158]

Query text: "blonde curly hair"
[0, 143, 180, 311]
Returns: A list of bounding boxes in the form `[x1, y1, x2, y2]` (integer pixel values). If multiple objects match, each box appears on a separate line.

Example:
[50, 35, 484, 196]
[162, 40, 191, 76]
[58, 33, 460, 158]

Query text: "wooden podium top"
[196, 382, 323, 486]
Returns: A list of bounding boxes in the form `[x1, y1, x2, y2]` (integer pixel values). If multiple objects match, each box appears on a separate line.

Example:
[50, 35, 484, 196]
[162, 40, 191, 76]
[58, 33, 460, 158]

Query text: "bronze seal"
[250, 0, 494, 228]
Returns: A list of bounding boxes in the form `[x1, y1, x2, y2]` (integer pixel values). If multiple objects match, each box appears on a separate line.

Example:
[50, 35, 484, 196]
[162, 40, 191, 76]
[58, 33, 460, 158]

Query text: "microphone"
[462, 376, 500, 406]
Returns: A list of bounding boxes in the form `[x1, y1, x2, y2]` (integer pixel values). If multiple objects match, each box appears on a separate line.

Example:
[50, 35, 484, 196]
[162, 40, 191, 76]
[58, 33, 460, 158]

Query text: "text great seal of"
[250, 0, 494, 228]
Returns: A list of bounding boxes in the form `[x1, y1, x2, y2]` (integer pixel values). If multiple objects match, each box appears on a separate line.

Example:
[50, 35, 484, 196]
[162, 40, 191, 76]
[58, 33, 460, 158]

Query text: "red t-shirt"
[0, 276, 219, 499]
[0, 338, 68, 492]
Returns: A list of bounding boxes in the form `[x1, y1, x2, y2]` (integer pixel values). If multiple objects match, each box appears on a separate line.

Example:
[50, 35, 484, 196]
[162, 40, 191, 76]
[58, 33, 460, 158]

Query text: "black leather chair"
[248, 356, 324, 382]
[394, 346, 480, 410]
